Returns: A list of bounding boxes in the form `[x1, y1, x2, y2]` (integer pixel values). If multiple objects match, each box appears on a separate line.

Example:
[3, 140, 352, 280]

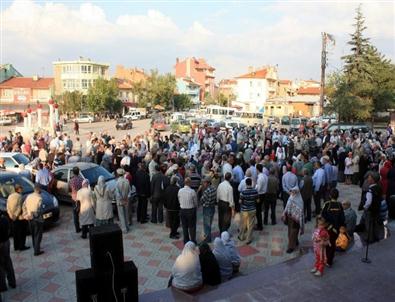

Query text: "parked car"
[326, 123, 371, 133]
[0, 116, 13, 126]
[172, 119, 191, 133]
[52, 163, 116, 203]
[124, 111, 141, 120]
[153, 119, 167, 131]
[115, 118, 133, 130]
[0, 152, 36, 174]
[290, 118, 302, 131]
[0, 172, 60, 224]
[74, 113, 95, 123]
[281, 116, 290, 125]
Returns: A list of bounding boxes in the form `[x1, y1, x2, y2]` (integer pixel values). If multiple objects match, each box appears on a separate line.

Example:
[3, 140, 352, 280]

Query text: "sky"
[1, 0, 394, 81]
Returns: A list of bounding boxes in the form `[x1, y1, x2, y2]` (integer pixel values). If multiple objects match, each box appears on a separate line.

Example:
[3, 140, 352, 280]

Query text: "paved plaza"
[2, 183, 366, 302]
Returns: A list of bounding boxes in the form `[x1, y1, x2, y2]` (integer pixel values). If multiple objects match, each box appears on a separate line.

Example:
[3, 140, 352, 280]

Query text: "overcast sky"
[1, 0, 394, 81]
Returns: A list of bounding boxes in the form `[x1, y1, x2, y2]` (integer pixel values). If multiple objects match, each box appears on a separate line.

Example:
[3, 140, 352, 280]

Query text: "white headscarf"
[95, 175, 106, 196]
[213, 237, 233, 280]
[283, 186, 304, 233]
[171, 241, 202, 290]
[221, 231, 241, 265]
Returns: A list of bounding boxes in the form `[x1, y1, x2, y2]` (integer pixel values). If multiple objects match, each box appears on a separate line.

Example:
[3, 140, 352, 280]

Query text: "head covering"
[283, 186, 304, 233]
[221, 231, 241, 265]
[171, 241, 202, 290]
[95, 175, 106, 196]
[82, 179, 90, 188]
[117, 168, 125, 176]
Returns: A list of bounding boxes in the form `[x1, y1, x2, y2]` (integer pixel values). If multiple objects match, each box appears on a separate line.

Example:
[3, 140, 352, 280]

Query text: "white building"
[234, 66, 278, 112]
[53, 57, 110, 95]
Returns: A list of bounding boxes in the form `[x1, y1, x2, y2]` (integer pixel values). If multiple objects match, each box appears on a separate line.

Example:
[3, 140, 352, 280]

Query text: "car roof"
[0, 170, 20, 177]
[53, 162, 99, 170]
[0, 152, 20, 157]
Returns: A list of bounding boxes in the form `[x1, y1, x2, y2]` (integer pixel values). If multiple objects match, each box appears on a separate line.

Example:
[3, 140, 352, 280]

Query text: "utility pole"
[320, 32, 327, 116]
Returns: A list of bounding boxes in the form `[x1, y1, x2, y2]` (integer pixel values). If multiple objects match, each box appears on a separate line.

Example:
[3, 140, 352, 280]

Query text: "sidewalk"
[141, 226, 395, 302]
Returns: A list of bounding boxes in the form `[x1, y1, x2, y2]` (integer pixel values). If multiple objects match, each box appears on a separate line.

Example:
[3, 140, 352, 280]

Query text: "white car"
[0, 117, 13, 126]
[124, 111, 141, 120]
[74, 114, 94, 123]
[0, 152, 36, 174]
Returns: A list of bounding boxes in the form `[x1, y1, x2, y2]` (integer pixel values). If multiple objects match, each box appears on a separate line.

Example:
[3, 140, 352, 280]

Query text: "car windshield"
[118, 119, 127, 122]
[291, 118, 301, 124]
[180, 120, 189, 125]
[0, 175, 34, 199]
[13, 153, 30, 165]
[82, 166, 114, 185]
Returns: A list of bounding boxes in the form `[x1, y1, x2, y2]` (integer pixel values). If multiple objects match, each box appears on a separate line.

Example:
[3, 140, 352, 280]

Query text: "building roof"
[236, 68, 268, 79]
[194, 58, 215, 71]
[219, 79, 237, 85]
[179, 77, 201, 87]
[116, 79, 134, 89]
[279, 79, 292, 84]
[53, 58, 109, 67]
[297, 87, 321, 95]
[0, 77, 54, 89]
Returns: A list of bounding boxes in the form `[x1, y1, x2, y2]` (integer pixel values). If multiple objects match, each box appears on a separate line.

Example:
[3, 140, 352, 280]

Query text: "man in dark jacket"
[300, 169, 314, 222]
[134, 163, 151, 224]
[321, 188, 345, 267]
[150, 164, 169, 223]
[264, 168, 279, 225]
[164, 176, 181, 239]
[0, 210, 16, 293]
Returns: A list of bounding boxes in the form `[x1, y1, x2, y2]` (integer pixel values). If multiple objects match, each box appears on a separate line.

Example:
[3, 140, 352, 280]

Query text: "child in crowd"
[342, 200, 357, 238]
[311, 216, 330, 277]
[336, 226, 350, 251]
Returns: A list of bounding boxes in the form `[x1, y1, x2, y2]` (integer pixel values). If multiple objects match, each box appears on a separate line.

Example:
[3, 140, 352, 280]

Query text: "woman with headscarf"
[282, 186, 304, 254]
[212, 237, 233, 281]
[198, 242, 221, 286]
[93, 176, 114, 226]
[221, 231, 241, 273]
[171, 241, 203, 292]
[76, 179, 95, 239]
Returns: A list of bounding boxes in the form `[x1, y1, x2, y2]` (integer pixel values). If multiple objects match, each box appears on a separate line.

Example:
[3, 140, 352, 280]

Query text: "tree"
[204, 93, 231, 107]
[86, 78, 122, 113]
[57, 91, 85, 113]
[132, 70, 176, 109]
[326, 5, 395, 122]
[173, 94, 192, 110]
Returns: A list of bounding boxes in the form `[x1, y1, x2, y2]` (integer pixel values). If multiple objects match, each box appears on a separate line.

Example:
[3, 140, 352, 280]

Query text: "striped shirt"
[200, 185, 217, 207]
[240, 187, 258, 212]
[178, 186, 198, 209]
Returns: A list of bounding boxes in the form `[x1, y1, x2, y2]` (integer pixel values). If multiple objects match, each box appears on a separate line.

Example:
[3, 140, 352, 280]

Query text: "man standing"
[69, 166, 84, 233]
[115, 168, 131, 233]
[312, 161, 326, 216]
[282, 163, 298, 208]
[178, 178, 198, 244]
[264, 168, 279, 225]
[200, 177, 217, 243]
[150, 165, 168, 223]
[6, 185, 29, 251]
[217, 172, 234, 233]
[255, 164, 268, 230]
[23, 184, 44, 256]
[164, 176, 181, 239]
[239, 178, 258, 244]
[0, 209, 16, 292]
[35, 163, 51, 191]
[300, 169, 314, 222]
[134, 163, 150, 224]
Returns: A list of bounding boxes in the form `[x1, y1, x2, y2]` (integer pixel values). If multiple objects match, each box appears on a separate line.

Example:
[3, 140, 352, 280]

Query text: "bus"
[205, 105, 265, 126]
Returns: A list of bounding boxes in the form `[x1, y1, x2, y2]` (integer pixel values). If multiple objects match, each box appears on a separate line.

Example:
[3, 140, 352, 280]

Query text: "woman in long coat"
[76, 179, 95, 239]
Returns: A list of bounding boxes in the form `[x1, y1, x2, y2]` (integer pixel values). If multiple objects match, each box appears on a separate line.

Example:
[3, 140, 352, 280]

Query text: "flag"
[326, 33, 336, 46]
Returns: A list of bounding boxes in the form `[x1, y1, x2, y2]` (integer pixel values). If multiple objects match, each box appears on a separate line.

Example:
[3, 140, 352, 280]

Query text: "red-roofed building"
[0, 76, 54, 111]
[174, 57, 216, 102]
[277, 79, 296, 97]
[234, 66, 278, 111]
[297, 86, 321, 95]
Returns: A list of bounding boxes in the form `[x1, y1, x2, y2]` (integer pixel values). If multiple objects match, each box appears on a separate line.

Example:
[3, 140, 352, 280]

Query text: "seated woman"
[212, 237, 233, 281]
[221, 231, 241, 273]
[171, 241, 203, 292]
[199, 242, 221, 286]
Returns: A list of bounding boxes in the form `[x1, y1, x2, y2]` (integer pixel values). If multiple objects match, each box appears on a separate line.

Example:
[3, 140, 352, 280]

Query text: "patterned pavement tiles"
[2, 183, 363, 301]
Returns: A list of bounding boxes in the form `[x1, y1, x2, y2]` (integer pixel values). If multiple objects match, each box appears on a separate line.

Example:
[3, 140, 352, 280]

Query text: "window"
[87, 66, 91, 73]
[54, 169, 69, 182]
[250, 81, 253, 87]
[4, 158, 16, 168]
[62, 80, 67, 89]
[93, 66, 98, 74]
[212, 109, 218, 115]
[82, 79, 88, 89]
[81, 65, 88, 73]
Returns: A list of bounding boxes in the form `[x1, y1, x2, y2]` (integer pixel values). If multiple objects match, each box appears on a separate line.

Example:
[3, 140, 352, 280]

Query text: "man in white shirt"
[255, 164, 268, 230]
[217, 172, 234, 233]
[178, 178, 198, 244]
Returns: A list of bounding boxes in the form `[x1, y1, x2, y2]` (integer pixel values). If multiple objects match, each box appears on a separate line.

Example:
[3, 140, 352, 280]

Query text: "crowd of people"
[1, 120, 394, 294]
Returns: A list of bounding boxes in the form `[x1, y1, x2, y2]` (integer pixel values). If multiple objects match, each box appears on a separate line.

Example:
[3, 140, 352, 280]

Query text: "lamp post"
[54, 103, 59, 125]
[48, 99, 54, 131]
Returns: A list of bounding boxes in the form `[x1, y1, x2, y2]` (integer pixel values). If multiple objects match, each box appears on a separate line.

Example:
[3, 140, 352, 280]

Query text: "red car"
[153, 120, 167, 131]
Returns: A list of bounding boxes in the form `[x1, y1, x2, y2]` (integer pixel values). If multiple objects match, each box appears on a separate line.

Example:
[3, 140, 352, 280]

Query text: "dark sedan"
[116, 118, 133, 130]
[0, 172, 60, 225]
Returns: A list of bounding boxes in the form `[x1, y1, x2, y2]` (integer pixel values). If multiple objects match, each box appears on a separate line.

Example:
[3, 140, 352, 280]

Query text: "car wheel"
[89, 119, 92, 123]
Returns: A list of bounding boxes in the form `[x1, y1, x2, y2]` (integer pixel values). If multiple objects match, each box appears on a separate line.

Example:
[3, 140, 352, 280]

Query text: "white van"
[124, 111, 141, 120]
[171, 112, 186, 123]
